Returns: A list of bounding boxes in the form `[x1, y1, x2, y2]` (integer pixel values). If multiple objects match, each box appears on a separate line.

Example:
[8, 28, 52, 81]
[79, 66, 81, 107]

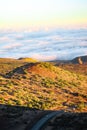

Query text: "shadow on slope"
[0, 104, 87, 130]
[0, 104, 44, 130]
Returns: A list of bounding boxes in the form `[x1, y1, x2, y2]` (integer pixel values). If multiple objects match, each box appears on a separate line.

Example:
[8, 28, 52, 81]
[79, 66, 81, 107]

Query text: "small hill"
[0, 58, 38, 76]
[18, 57, 38, 62]
[0, 61, 87, 112]
[0, 58, 25, 76]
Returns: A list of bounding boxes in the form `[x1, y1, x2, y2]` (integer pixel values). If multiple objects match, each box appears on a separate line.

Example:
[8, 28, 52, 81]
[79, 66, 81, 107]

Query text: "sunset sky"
[0, 0, 87, 60]
[0, 0, 87, 29]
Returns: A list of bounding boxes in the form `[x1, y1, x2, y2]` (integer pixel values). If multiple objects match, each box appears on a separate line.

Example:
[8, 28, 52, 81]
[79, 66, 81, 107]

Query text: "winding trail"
[26, 110, 64, 130]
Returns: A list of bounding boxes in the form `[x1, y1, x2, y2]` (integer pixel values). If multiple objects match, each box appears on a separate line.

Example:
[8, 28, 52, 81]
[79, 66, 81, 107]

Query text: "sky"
[0, 0, 87, 29]
[0, 0, 87, 60]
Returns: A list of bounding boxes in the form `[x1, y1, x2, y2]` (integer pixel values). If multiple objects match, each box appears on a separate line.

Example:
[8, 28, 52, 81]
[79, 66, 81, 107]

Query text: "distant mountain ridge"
[49, 55, 87, 65]
[0, 55, 87, 64]
[71, 55, 87, 64]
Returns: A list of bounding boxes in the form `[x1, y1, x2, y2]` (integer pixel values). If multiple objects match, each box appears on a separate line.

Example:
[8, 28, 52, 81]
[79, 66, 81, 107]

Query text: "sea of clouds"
[0, 28, 87, 61]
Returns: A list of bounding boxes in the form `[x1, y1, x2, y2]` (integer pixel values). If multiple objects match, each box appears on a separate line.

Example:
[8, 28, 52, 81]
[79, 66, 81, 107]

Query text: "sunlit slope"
[18, 57, 38, 62]
[0, 58, 37, 75]
[0, 62, 87, 112]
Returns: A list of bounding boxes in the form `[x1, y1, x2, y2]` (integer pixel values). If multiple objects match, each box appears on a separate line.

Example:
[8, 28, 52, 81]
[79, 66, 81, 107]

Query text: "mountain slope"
[71, 55, 87, 64]
[0, 61, 87, 112]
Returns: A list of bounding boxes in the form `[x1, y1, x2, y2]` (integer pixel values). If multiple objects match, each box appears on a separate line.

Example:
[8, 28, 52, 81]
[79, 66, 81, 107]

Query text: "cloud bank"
[0, 29, 87, 61]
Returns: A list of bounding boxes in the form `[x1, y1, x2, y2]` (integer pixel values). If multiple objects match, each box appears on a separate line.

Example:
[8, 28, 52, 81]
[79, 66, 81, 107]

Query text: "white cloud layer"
[0, 29, 87, 60]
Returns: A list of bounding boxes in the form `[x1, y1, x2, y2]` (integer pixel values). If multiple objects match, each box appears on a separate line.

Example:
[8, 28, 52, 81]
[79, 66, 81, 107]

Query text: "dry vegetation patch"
[0, 59, 87, 112]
